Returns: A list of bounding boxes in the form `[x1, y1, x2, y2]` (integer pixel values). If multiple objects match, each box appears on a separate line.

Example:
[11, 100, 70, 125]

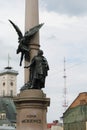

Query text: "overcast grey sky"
[0, 0, 87, 122]
[40, 0, 87, 15]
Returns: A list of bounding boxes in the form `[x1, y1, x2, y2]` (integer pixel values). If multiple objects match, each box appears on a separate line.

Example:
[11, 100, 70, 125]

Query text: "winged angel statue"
[9, 20, 44, 66]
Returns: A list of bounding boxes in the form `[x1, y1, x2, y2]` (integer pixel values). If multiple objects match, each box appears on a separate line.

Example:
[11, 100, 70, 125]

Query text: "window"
[3, 90, 5, 96]
[3, 82, 5, 86]
[10, 82, 13, 86]
[10, 90, 13, 96]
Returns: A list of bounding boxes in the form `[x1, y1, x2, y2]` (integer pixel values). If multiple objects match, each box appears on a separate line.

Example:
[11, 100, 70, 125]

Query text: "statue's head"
[38, 50, 43, 56]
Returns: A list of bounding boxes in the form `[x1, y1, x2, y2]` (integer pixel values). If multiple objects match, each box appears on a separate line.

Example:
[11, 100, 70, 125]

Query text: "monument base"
[14, 89, 50, 130]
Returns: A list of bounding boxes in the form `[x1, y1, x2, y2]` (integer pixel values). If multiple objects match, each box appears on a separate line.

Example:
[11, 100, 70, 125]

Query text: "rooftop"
[0, 67, 18, 76]
[0, 97, 16, 123]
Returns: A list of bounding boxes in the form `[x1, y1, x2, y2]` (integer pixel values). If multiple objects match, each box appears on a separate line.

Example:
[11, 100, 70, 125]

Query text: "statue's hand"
[24, 65, 30, 68]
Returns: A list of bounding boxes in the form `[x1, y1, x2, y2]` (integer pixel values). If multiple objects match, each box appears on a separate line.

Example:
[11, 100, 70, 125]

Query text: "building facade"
[0, 66, 18, 127]
[0, 67, 18, 97]
[63, 92, 87, 130]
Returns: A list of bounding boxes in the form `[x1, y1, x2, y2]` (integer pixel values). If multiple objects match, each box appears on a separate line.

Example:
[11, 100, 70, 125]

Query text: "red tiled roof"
[47, 123, 58, 128]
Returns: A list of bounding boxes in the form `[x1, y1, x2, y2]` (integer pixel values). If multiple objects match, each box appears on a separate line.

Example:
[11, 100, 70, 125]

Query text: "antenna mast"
[63, 57, 68, 111]
[8, 54, 10, 67]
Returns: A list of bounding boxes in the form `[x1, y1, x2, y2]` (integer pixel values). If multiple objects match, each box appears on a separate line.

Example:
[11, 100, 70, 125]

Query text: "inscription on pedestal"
[21, 115, 41, 124]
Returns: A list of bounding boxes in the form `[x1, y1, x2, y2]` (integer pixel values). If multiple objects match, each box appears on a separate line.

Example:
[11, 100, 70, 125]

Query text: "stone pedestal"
[14, 90, 50, 130]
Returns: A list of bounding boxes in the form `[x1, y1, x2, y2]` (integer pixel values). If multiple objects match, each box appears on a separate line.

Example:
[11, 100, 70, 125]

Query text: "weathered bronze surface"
[21, 50, 49, 90]
[9, 20, 44, 66]
[9, 20, 49, 90]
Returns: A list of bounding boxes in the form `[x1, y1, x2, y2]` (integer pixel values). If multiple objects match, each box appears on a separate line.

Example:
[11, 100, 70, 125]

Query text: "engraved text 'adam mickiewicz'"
[22, 115, 41, 123]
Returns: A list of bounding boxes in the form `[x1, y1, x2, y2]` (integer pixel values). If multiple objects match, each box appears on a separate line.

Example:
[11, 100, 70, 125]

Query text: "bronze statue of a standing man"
[25, 50, 49, 89]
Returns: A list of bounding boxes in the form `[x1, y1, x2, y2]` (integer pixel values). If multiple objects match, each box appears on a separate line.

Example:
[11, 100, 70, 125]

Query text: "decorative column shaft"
[24, 0, 40, 83]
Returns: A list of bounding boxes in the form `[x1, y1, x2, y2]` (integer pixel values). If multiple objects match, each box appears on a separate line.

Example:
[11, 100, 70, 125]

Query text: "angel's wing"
[21, 45, 29, 52]
[9, 20, 23, 40]
[24, 23, 44, 38]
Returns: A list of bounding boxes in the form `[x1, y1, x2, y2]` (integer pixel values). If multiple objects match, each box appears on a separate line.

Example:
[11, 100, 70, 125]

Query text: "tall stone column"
[24, 0, 40, 83]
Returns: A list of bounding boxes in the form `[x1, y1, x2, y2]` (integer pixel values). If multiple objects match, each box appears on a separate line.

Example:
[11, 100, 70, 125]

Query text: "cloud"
[40, 0, 87, 16]
[0, 0, 87, 122]
[39, 10, 87, 121]
[0, 0, 25, 92]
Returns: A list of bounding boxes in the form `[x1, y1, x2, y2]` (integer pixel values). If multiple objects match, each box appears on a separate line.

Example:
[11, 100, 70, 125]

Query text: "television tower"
[63, 57, 68, 111]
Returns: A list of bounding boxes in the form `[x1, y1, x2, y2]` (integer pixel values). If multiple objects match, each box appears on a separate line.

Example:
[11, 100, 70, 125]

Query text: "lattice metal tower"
[63, 57, 68, 111]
